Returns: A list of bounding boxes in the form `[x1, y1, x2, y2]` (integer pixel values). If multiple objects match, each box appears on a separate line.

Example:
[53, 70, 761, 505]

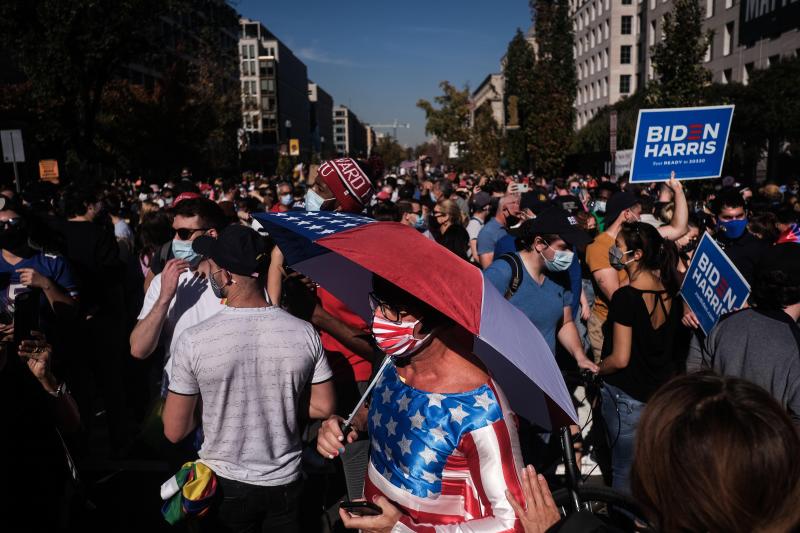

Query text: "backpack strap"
[497, 253, 524, 300]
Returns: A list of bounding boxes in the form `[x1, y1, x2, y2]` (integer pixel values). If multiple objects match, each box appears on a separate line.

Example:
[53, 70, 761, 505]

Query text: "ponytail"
[619, 222, 681, 296]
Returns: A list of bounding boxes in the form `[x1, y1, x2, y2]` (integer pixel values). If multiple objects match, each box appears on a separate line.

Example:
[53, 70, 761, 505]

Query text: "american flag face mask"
[371, 315, 431, 358]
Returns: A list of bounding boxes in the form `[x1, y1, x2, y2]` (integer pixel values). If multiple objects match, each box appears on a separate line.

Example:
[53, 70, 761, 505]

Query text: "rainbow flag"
[161, 461, 217, 525]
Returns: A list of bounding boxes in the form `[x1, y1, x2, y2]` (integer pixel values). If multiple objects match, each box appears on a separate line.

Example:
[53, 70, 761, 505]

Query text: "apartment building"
[333, 105, 367, 157]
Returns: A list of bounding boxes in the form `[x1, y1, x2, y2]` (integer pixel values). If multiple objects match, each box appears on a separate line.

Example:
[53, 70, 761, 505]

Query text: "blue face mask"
[570, 187, 581, 196]
[172, 239, 201, 266]
[413, 215, 427, 232]
[717, 218, 748, 240]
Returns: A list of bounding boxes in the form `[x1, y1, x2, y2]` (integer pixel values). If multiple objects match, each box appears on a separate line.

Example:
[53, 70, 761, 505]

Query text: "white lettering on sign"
[691, 252, 739, 315]
[643, 122, 720, 159]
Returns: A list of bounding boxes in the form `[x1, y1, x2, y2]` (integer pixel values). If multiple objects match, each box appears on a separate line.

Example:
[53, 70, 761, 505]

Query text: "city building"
[572, 0, 800, 129]
[365, 125, 377, 157]
[470, 74, 505, 130]
[308, 81, 334, 157]
[572, 0, 638, 129]
[333, 105, 367, 157]
[641, 0, 800, 86]
[239, 17, 310, 158]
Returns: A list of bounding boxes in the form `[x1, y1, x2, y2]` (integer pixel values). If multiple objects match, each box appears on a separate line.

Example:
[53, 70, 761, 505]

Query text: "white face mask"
[540, 242, 574, 272]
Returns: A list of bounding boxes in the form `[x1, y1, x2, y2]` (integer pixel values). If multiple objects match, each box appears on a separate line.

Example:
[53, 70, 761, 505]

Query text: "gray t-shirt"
[169, 305, 332, 485]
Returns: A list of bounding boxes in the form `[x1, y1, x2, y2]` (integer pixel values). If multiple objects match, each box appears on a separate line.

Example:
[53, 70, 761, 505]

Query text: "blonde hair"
[437, 198, 465, 226]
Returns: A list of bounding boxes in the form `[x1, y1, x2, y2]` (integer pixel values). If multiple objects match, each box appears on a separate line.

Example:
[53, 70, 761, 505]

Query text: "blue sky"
[235, 0, 533, 147]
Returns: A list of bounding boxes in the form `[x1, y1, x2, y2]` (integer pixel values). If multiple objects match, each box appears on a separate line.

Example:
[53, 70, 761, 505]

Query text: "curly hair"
[751, 265, 800, 309]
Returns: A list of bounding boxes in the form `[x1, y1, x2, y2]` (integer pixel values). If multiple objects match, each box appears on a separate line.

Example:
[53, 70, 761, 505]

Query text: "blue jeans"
[600, 383, 645, 495]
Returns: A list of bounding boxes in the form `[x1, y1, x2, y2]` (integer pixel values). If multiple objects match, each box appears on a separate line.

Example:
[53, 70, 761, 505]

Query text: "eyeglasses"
[433, 211, 447, 219]
[0, 218, 22, 230]
[368, 291, 406, 324]
[174, 227, 209, 240]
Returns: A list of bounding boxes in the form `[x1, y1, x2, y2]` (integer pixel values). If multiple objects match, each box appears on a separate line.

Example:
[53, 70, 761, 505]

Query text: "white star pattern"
[398, 435, 412, 455]
[449, 404, 469, 424]
[386, 417, 398, 436]
[381, 387, 393, 404]
[382, 467, 391, 480]
[319, 229, 335, 234]
[308, 224, 323, 230]
[427, 393, 445, 408]
[397, 394, 411, 412]
[419, 446, 437, 465]
[430, 425, 446, 443]
[421, 470, 438, 484]
[371, 411, 381, 428]
[409, 410, 425, 430]
[384, 443, 393, 460]
[473, 391, 495, 411]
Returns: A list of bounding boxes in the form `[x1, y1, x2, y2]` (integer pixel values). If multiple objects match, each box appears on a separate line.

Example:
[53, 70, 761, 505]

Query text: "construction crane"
[367, 120, 411, 140]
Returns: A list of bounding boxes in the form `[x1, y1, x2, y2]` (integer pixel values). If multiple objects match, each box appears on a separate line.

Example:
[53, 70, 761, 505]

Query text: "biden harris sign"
[629, 105, 734, 183]
[680, 233, 750, 335]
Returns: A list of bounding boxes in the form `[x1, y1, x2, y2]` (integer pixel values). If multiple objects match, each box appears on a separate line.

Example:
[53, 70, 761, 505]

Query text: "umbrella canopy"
[254, 211, 577, 429]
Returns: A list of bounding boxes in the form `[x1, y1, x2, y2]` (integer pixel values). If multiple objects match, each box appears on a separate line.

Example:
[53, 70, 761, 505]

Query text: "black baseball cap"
[470, 191, 492, 211]
[757, 243, 800, 286]
[604, 191, 640, 224]
[192, 224, 270, 276]
[524, 207, 590, 247]
[520, 191, 550, 215]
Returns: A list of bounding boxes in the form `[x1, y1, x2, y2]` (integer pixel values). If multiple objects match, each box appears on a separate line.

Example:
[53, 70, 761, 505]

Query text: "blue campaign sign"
[629, 105, 734, 183]
[680, 233, 750, 335]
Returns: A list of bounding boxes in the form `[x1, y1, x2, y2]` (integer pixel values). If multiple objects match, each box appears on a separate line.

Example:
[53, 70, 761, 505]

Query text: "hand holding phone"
[340, 500, 383, 516]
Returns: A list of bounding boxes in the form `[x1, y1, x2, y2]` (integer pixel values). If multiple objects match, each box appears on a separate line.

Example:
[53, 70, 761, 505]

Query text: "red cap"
[318, 158, 374, 213]
[173, 192, 201, 206]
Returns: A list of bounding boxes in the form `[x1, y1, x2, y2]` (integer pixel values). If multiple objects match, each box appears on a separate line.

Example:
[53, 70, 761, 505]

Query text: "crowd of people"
[2, 158, 799, 532]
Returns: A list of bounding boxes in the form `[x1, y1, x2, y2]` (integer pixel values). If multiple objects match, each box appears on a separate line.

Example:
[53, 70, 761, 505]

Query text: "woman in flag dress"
[317, 275, 553, 533]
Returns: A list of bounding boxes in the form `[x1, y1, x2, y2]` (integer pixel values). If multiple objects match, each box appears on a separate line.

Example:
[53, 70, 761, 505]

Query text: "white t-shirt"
[137, 270, 225, 379]
[169, 306, 332, 486]
[465, 217, 484, 260]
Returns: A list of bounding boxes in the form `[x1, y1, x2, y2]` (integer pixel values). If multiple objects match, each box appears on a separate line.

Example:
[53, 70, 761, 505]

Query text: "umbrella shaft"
[342, 356, 392, 433]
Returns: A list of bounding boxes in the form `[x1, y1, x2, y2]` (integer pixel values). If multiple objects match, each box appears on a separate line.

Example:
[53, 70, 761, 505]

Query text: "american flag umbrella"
[253, 211, 577, 429]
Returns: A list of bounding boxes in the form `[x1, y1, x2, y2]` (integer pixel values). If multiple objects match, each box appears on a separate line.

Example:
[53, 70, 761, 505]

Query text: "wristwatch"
[48, 382, 68, 398]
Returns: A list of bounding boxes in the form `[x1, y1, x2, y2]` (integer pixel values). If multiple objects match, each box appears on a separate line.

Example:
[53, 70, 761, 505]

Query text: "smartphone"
[340, 501, 383, 517]
[517, 183, 530, 193]
[14, 290, 40, 346]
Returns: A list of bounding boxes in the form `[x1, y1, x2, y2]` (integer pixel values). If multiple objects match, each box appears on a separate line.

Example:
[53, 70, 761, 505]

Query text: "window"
[621, 16, 632, 35]
[605, 0, 610, 10]
[590, 56, 595, 74]
[621, 45, 632, 64]
[768, 54, 780, 66]
[620, 74, 631, 94]
[604, 48, 609, 68]
[622, 0, 632, 4]
[649, 20, 656, 46]
[590, 31, 595, 48]
[260, 79, 275, 92]
[705, 41, 713, 62]
[706, 0, 714, 17]
[742, 62, 753, 85]
[604, 20, 609, 39]
[603, 77, 608, 96]
[598, 0, 603, 15]
[724, 22, 734, 56]
[722, 68, 732, 84]
[249, 45, 255, 59]
[597, 27, 602, 44]
[591, 4, 596, 20]
[650, 0, 656, 9]
[241, 45, 249, 59]
[725, 0, 732, 8]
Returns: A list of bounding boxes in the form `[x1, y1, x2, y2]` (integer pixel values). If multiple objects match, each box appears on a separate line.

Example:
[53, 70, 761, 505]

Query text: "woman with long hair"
[597, 221, 683, 494]
[432, 198, 470, 261]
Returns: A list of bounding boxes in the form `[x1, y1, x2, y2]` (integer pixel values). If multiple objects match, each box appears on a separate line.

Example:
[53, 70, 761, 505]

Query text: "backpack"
[497, 253, 524, 300]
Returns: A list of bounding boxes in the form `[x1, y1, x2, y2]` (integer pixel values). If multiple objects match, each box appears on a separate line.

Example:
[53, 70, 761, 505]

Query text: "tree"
[372, 136, 408, 169]
[648, 0, 712, 107]
[529, 0, 578, 178]
[468, 104, 504, 172]
[416, 81, 471, 157]
[503, 29, 537, 171]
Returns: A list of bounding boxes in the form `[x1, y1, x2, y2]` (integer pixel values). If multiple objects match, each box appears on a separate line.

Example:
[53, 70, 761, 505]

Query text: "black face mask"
[504, 209, 520, 228]
[0, 228, 26, 251]
[587, 228, 599, 239]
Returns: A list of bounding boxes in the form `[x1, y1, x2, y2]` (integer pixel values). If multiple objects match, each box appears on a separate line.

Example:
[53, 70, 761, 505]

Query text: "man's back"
[169, 305, 331, 485]
[689, 308, 800, 423]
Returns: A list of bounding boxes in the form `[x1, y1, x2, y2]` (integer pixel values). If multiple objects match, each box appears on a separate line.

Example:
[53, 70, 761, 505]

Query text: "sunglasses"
[174, 227, 208, 240]
[368, 291, 407, 325]
[0, 218, 22, 230]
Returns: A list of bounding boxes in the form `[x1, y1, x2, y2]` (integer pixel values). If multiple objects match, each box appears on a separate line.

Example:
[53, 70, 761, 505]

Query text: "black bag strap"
[498, 253, 524, 300]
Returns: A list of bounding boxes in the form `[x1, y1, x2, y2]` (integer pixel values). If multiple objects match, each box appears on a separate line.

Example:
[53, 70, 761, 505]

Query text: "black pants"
[198, 477, 303, 533]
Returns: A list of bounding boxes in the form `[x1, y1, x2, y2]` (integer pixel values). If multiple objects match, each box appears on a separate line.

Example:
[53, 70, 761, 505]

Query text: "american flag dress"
[364, 363, 526, 532]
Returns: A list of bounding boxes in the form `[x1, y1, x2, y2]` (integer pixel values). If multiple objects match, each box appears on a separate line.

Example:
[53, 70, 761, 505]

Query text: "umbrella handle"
[340, 356, 393, 438]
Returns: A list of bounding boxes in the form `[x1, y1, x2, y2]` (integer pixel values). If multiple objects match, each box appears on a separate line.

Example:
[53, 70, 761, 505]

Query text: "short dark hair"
[632, 373, 800, 532]
[372, 202, 401, 222]
[171, 198, 228, 231]
[712, 187, 745, 215]
[61, 187, 99, 218]
[372, 275, 452, 332]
